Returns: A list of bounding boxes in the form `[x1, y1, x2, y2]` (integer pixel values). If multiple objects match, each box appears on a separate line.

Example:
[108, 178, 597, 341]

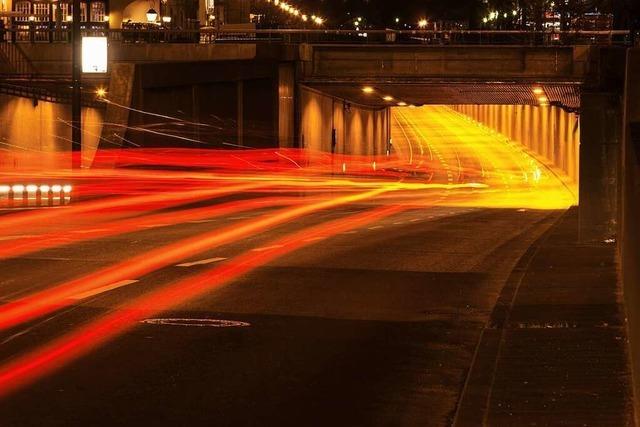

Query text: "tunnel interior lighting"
[0, 185, 10, 193]
[397, 101, 407, 106]
[96, 87, 107, 98]
[538, 96, 548, 103]
[51, 185, 62, 193]
[362, 86, 374, 94]
[382, 95, 394, 102]
[26, 185, 38, 192]
[533, 87, 544, 95]
[62, 185, 73, 193]
[39, 185, 50, 193]
[11, 185, 25, 193]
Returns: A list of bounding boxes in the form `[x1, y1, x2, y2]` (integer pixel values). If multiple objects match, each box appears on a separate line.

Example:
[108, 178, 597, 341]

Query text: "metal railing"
[0, 26, 633, 46]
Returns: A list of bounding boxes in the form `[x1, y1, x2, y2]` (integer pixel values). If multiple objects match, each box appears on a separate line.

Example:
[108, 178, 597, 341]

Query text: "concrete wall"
[451, 104, 580, 193]
[299, 86, 388, 158]
[301, 45, 591, 82]
[621, 47, 640, 426]
[0, 94, 103, 170]
[13, 43, 257, 75]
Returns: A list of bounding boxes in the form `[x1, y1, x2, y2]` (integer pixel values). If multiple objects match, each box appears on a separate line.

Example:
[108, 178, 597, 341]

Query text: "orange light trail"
[0, 105, 578, 397]
[0, 202, 409, 398]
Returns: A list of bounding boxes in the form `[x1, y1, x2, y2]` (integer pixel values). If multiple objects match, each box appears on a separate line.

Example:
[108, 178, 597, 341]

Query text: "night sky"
[299, 0, 482, 26]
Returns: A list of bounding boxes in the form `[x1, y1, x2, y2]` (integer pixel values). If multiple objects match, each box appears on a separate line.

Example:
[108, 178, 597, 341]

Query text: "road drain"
[141, 318, 251, 328]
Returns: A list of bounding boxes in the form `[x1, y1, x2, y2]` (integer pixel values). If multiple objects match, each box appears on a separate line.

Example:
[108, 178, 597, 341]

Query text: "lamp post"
[71, 0, 81, 169]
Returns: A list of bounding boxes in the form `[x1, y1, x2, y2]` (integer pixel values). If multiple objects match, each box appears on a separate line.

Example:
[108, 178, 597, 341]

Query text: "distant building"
[4, 0, 249, 31]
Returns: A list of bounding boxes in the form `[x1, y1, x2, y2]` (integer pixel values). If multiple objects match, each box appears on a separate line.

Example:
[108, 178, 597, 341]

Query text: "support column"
[578, 92, 621, 241]
[237, 80, 243, 147]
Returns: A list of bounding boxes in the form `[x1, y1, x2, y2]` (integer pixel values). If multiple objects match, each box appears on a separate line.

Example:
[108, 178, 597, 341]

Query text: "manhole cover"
[141, 318, 251, 328]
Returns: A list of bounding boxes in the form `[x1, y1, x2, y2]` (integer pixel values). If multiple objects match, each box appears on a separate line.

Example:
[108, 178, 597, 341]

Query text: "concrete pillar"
[237, 80, 244, 146]
[578, 92, 621, 241]
[278, 63, 295, 148]
[621, 47, 640, 427]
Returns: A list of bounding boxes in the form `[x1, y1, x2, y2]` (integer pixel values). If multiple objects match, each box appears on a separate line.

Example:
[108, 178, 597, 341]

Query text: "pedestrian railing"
[0, 26, 633, 46]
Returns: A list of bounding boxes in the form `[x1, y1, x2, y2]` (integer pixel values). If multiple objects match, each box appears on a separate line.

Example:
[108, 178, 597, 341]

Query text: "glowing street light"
[146, 8, 158, 22]
[418, 19, 428, 28]
[362, 86, 374, 94]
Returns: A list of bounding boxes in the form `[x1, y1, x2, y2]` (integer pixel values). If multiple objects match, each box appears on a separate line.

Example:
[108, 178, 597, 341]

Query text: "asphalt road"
[0, 106, 576, 426]
[0, 201, 561, 426]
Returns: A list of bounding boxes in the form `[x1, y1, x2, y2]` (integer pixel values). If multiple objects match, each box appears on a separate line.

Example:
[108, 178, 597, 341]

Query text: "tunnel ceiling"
[303, 83, 581, 112]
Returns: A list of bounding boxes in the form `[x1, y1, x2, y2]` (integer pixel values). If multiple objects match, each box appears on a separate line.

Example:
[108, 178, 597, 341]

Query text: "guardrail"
[0, 26, 633, 46]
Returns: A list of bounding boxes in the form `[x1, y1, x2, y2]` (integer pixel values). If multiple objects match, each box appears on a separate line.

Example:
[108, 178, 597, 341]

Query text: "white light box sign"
[82, 37, 108, 73]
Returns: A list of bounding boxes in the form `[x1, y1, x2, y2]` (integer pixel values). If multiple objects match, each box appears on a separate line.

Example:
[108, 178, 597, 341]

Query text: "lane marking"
[187, 219, 217, 224]
[252, 244, 284, 252]
[141, 224, 171, 228]
[70, 279, 139, 300]
[410, 218, 421, 222]
[368, 225, 384, 230]
[303, 236, 326, 242]
[141, 318, 250, 328]
[176, 257, 227, 267]
[340, 230, 358, 235]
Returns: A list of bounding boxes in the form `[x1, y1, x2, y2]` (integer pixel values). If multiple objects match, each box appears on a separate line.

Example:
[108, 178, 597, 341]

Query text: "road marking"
[410, 218, 421, 222]
[340, 230, 358, 234]
[252, 244, 284, 252]
[70, 279, 139, 300]
[141, 224, 170, 228]
[303, 236, 325, 242]
[393, 222, 404, 225]
[176, 257, 227, 267]
[188, 219, 216, 224]
[368, 225, 384, 230]
[229, 216, 250, 220]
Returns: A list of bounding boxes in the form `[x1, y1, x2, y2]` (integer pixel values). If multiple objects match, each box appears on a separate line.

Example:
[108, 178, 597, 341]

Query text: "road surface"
[0, 106, 575, 426]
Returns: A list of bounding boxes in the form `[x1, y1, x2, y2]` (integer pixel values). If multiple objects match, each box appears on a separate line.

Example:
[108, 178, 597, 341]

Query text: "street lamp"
[418, 19, 428, 28]
[146, 8, 158, 22]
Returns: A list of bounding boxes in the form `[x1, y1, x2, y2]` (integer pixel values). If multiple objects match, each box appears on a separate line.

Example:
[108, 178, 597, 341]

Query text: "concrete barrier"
[621, 47, 640, 426]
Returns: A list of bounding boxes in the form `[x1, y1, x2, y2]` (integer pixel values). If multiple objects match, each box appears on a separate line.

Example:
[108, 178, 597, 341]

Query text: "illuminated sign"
[82, 37, 108, 73]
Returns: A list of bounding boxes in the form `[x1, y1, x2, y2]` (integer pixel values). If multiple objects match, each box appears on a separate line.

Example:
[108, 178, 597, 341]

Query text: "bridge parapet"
[299, 44, 596, 83]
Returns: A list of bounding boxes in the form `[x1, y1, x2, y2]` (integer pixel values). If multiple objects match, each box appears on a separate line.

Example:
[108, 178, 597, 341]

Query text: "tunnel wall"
[0, 94, 103, 170]
[451, 104, 580, 193]
[299, 87, 388, 158]
[621, 48, 640, 426]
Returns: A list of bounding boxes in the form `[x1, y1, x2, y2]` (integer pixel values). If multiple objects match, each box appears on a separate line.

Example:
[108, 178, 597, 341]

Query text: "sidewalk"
[454, 207, 635, 426]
